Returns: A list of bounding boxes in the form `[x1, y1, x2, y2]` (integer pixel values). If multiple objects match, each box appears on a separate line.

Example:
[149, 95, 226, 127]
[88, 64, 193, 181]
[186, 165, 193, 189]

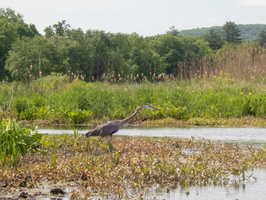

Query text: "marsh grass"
[0, 134, 265, 198]
[0, 74, 265, 126]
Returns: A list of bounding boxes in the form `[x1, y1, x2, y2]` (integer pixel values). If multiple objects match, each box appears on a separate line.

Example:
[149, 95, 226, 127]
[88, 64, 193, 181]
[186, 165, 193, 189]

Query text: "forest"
[1, 8, 266, 83]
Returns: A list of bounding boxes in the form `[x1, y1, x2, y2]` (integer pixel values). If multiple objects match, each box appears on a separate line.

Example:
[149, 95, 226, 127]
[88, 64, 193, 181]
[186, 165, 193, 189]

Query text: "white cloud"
[239, 0, 266, 7]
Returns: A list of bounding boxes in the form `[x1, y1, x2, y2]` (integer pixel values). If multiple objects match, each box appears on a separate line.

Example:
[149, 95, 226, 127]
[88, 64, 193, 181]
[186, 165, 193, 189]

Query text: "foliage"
[258, 30, 266, 47]
[204, 28, 224, 50]
[44, 20, 70, 37]
[0, 119, 43, 168]
[1, 8, 265, 83]
[0, 8, 39, 81]
[0, 75, 265, 125]
[5, 35, 79, 81]
[166, 26, 180, 36]
[222, 21, 242, 43]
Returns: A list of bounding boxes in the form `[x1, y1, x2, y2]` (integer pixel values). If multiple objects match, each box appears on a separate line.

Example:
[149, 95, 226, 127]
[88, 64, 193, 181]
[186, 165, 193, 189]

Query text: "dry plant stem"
[0, 135, 265, 197]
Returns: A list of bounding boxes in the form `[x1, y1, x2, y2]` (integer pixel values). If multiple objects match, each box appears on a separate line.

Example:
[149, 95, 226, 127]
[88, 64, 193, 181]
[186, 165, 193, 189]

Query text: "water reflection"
[146, 169, 266, 200]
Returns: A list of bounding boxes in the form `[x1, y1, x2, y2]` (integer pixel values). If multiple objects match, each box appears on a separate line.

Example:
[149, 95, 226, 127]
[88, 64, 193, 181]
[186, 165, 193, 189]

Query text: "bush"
[13, 96, 48, 120]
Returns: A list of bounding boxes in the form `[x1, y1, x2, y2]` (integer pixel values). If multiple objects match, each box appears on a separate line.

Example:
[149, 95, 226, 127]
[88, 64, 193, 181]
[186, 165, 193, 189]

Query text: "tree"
[85, 30, 113, 81]
[152, 34, 185, 75]
[180, 37, 211, 60]
[258, 30, 266, 47]
[204, 28, 224, 50]
[0, 18, 17, 80]
[166, 26, 179, 36]
[222, 21, 242, 43]
[5, 36, 79, 81]
[67, 28, 93, 81]
[128, 34, 163, 80]
[0, 8, 39, 81]
[44, 20, 70, 37]
[107, 33, 132, 78]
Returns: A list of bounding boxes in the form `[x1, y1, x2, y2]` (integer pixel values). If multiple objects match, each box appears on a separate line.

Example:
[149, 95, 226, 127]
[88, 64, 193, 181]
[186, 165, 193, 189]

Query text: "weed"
[1, 135, 264, 197]
[0, 119, 43, 169]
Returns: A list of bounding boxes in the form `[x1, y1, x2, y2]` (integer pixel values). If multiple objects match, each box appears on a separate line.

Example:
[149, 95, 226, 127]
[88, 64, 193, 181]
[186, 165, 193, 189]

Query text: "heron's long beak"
[151, 106, 161, 111]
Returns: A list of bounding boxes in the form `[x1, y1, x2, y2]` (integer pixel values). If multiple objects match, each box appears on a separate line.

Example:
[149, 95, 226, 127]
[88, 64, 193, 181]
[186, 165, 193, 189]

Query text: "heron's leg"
[107, 135, 116, 152]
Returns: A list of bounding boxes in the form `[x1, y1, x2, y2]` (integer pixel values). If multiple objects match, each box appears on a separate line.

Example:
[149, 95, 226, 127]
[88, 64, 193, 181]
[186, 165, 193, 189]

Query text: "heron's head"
[142, 103, 161, 111]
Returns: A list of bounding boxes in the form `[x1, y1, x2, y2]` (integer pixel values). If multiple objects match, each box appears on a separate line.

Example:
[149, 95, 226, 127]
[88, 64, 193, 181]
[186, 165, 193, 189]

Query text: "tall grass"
[0, 119, 43, 168]
[0, 74, 265, 124]
[179, 43, 266, 80]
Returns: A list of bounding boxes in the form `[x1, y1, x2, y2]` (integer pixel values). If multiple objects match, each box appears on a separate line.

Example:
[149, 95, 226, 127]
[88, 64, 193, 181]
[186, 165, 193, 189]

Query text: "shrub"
[13, 96, 48, 120]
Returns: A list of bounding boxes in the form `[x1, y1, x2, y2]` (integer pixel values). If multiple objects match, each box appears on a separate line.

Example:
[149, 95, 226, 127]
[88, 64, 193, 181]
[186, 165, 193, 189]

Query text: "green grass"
[0, 119, 44, 168]
[0, 74, 265, 125]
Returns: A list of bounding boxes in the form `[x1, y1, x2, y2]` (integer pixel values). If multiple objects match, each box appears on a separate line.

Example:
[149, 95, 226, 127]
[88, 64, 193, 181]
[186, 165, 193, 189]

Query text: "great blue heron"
[86, 104, 160, 137]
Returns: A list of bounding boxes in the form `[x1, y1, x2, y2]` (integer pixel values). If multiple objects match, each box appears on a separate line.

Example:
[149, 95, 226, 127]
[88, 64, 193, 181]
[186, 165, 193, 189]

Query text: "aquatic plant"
[0, 135, 265, 198]
[0, 119, 43, 169]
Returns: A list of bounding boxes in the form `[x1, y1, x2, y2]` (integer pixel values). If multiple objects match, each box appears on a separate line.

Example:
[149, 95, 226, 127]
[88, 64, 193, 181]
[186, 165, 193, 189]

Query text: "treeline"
[179, 24, 266, 42]
[1, 8, 266, 82]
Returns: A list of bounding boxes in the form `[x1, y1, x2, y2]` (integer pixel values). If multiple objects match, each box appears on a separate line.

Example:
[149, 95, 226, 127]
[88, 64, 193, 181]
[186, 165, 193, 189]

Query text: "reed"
[179, 43, 266, 80]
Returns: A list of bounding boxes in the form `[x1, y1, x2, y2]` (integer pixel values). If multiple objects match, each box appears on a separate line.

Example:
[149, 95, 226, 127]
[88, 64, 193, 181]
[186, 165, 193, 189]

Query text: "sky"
[1, 0, 266, 36]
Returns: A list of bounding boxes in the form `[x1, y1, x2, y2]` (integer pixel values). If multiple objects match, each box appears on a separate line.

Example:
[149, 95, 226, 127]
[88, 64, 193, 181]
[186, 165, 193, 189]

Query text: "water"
[38, 127, 266, 147]
[143, 169, 266, 200]
[37, 127, 266, 199]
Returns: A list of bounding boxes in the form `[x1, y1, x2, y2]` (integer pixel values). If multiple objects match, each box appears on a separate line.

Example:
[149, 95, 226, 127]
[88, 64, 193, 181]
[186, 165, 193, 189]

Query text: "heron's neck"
[120, 106, 142, 126]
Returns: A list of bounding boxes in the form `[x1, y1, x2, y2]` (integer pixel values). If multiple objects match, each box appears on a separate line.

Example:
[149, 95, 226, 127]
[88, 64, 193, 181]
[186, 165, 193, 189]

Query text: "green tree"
[44, 20, 70, 37]
[258, 30, 266, 47]
[180, 37, 211, 60]
[107, 33, 132, 78]
[0, 17, 17, 80]
[0, 8, 39, 81]
[67, 28, 93, 81]
[85, 30, 112, 81]
[204, 28, 224, 50]
[222, 21, 242, 43]
[128, 34, 163, 80]
[152, 34, 185, 75]
[5, 36, 79, 81]
[166, 26, 179, 36]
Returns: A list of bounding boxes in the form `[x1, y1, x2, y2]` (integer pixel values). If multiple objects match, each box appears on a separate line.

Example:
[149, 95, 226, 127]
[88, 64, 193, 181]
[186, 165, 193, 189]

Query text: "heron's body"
[87, 120, 121, 137]
[86, 104, 160, 137]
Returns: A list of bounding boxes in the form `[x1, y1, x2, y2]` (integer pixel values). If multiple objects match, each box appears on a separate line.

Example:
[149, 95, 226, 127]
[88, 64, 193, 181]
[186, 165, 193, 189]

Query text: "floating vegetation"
[0, 134, 265, 198]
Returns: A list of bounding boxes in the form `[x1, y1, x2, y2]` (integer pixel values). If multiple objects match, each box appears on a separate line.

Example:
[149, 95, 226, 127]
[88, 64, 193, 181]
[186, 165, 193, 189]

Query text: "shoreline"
[17, 116, 266, 128]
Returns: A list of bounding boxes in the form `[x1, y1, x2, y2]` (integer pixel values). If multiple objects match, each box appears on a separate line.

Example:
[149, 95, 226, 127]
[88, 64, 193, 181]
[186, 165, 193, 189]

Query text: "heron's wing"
[86, 120, 121, 137]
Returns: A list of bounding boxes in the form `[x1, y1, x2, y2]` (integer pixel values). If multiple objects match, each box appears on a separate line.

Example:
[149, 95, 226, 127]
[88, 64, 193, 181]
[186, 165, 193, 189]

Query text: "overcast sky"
[1, 0, 266, 36]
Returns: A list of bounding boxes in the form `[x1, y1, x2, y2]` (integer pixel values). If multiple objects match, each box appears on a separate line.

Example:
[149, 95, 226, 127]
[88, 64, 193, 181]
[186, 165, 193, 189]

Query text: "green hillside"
[179, 24, 266, 41]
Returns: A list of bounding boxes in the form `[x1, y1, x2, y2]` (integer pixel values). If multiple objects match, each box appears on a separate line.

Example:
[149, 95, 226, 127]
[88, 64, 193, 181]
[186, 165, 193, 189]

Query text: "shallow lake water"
[143, 169, 266, 200]
[38, 127, 266, 147]
[37, 127, 266, 200]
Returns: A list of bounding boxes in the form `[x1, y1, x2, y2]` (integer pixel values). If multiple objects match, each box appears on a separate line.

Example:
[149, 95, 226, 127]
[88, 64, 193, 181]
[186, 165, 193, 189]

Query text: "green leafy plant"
[0, 119, 44, 169]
